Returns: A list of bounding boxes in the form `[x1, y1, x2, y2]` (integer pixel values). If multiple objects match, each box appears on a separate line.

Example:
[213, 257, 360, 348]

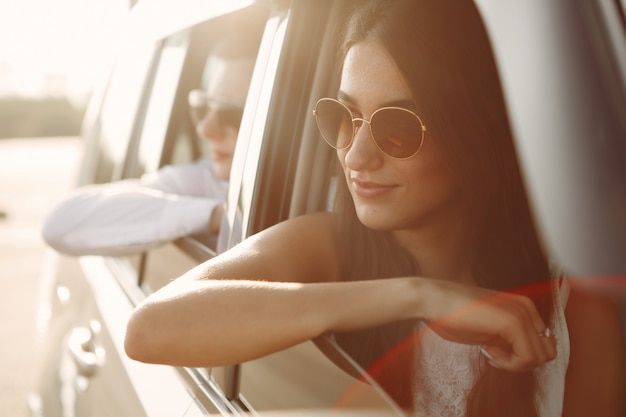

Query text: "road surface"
[0, 137, 81, 417]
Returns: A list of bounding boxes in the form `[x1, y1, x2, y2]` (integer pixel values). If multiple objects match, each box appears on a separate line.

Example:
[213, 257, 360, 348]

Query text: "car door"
[33, 3, 259, 417]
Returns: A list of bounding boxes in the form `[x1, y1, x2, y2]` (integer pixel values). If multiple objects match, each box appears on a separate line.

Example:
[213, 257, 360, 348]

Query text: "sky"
[0, 0, 130, 103]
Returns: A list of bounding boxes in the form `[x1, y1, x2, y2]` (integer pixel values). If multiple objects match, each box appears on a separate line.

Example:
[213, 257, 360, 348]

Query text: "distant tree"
[0, 97, 85, 138]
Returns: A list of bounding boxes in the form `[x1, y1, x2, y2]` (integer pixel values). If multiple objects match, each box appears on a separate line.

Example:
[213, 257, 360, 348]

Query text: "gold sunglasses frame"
[312, 97, 427, 160]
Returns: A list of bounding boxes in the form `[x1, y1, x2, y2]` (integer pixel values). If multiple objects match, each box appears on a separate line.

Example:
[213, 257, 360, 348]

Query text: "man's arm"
[42, 160, 227, 257]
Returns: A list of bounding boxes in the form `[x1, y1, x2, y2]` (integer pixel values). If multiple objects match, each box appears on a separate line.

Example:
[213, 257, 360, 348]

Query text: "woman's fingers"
[494, 300, 549, 370]
[489, 316, 556, 371]
[428, 283, 557, 372]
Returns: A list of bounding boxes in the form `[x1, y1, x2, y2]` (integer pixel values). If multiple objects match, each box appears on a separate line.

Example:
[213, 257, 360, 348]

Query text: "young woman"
[125, 1, 624, 416]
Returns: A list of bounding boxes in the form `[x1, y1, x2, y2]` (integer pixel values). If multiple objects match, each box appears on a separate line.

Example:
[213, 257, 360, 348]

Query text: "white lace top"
[413, 280, 571, 417]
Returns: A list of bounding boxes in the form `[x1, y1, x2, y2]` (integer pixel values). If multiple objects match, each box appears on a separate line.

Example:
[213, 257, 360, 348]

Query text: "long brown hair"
[331, 1, 553, 416]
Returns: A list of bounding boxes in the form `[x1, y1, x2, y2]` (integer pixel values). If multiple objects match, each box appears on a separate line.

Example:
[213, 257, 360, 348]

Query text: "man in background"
[42, 28, 261, 257]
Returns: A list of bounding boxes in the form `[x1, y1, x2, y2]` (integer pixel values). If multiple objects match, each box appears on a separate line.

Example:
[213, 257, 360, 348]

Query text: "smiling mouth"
[350, 179, 396, 198]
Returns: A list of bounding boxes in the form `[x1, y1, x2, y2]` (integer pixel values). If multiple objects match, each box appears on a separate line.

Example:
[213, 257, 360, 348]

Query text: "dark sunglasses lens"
[315, 99, 353, 149]
[190, 105, 243, 130]
[371, 109, 424, 158]
[189, 105, 208, 125]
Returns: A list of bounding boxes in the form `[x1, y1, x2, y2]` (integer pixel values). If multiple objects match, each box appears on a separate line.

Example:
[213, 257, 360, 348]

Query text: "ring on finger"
[479, 347, 501, 369]
[538, 327, 553, 338]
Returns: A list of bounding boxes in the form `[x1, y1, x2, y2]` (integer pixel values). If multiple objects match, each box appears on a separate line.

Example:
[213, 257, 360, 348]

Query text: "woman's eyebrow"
[336, 90, 355, 104]
[336, 91, 415, 110]
[383, 99, 416, 110]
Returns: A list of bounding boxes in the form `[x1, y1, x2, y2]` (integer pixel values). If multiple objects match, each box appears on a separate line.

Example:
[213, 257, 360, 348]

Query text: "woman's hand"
[421, 279, 557, 372]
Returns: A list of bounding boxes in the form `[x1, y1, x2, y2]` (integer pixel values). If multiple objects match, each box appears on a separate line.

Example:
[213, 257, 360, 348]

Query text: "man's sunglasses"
[313, 98, 427, 159]
[188, 89, 244, 130]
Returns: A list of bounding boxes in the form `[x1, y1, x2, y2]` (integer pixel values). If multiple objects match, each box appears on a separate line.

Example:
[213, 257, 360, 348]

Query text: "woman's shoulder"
[253, 211, 337, 241]
[229, 211, 342, 283]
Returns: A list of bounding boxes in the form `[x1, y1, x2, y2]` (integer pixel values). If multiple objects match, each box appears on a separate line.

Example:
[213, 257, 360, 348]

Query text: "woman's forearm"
[124, 276, 425, 367]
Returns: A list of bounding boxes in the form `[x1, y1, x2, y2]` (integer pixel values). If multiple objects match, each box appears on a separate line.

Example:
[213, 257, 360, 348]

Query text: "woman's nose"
[343, 122, 383, 170]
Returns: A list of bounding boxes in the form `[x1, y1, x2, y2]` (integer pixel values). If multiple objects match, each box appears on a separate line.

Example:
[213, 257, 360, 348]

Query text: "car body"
[32, 0, 626, 416]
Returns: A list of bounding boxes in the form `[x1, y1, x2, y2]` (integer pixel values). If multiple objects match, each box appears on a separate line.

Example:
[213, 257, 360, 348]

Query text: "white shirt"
[42, 158, 228, 256]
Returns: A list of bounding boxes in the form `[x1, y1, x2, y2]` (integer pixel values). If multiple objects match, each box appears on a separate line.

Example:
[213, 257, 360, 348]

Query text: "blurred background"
[0, 0, 129, 137]
[0, 0, 130, 415]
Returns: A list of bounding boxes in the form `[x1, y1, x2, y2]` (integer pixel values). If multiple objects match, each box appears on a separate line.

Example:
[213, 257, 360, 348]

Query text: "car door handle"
[68, 320, 106, 378]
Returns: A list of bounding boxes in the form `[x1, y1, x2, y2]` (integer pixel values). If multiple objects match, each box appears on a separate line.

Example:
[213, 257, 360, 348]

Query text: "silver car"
[32, 0, 626, 416]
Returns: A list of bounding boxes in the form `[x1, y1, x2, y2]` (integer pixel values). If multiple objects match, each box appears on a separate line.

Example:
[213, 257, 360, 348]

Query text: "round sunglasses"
[313, 98, 427, 159]
[188, 89, 244, 130]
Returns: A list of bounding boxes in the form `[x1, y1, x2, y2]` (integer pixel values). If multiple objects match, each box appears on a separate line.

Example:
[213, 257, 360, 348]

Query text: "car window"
[137, 8, 269, 293]
[134, 31, 191, 177]
[119, 28, 203, 293]
[78, 42, 161, 281]
[94, 44, 158, 183]
[92, 28, 201, 288]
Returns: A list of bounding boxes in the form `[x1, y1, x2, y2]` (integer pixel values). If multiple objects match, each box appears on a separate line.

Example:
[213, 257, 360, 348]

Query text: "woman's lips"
[350, 178, 396, 198]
